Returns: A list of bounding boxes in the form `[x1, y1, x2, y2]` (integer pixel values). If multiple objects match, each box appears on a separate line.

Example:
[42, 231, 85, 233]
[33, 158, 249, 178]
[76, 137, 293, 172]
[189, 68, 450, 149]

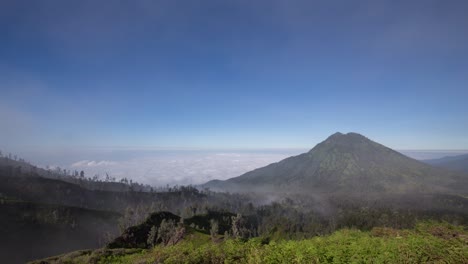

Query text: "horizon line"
[5, 146, 468, 152]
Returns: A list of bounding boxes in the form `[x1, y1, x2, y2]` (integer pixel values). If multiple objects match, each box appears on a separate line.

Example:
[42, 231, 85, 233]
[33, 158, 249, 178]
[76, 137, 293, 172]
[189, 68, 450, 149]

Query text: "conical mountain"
[205, 132, 466, 194]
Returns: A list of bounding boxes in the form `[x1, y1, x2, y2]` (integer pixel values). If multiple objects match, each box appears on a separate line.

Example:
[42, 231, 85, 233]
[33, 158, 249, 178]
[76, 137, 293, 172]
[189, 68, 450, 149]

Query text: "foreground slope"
[205, 132, 467, 194]
[31, 222, 468, 264]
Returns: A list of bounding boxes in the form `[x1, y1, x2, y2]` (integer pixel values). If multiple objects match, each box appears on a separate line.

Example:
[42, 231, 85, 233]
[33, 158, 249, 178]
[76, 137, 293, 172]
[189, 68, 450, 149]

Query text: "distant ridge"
[204, 132, 467, 194]
[423, 153, 468, 174]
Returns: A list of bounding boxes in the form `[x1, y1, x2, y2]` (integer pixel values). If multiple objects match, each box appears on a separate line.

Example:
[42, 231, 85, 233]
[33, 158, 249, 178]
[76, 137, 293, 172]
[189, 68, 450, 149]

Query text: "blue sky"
[1, 0, 468, 152]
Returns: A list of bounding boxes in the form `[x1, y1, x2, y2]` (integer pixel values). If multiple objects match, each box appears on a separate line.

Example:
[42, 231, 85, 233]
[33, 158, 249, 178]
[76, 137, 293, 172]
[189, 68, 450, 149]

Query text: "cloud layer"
[68, 151, 296, 186]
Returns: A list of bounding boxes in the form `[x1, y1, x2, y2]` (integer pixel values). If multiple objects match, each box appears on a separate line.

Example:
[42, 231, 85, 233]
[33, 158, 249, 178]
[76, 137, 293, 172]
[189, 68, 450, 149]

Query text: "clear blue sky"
[1, 0, 467, 151]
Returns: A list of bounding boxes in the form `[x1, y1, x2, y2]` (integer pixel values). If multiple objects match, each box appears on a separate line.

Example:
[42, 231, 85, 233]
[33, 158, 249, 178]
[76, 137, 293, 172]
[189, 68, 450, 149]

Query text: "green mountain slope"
[205, 132, 467, 194]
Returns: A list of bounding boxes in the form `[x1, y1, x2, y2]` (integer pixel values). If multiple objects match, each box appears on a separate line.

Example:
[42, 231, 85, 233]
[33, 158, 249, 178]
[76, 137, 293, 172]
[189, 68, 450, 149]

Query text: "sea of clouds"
[14, 148, 468, 187]
[25, 149, 302, 186]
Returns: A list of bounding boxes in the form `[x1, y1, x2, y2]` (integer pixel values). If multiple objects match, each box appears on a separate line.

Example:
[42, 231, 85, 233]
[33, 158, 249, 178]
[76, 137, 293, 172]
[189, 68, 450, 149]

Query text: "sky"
[1, 1, 468, 185]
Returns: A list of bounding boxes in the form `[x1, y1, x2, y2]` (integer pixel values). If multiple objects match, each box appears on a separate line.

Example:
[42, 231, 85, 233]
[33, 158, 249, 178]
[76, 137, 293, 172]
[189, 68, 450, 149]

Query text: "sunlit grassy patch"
[33, 222, 468, 264]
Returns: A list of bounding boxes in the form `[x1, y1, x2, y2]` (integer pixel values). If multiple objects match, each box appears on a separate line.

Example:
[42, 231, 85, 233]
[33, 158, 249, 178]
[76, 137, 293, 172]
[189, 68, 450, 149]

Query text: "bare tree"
[147, 225, 157, 248]
[210, 219, 219, 240]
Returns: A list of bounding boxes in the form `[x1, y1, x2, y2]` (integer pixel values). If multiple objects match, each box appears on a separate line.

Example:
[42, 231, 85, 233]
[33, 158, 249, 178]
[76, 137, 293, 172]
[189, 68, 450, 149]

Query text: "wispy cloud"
[71, 160, 118, 167]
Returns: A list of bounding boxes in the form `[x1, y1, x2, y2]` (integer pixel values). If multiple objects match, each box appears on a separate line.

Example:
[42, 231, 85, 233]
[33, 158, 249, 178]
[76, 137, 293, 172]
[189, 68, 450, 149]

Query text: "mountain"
[423, 153, 468, 174]
[205, 132, 467, 194]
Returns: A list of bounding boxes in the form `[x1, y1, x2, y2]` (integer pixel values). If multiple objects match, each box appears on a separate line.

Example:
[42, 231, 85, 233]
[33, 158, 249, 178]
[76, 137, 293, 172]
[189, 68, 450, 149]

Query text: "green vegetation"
[32, 222, 468, 264]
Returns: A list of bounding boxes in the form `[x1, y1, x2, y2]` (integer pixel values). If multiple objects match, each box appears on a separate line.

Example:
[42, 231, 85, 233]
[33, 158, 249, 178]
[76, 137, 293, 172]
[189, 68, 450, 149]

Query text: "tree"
[231, 213, 250, 239]
[231, 213, 242, 238]
[157, 219, 177, 246]
[210, 219, 219, 240]
[147, 225, 157, 248]
[119, 206, 137, 232]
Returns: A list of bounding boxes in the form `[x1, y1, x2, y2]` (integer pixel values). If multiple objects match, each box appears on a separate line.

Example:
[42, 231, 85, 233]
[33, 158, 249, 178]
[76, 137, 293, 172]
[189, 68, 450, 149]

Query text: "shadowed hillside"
[0, 200, 120, 263]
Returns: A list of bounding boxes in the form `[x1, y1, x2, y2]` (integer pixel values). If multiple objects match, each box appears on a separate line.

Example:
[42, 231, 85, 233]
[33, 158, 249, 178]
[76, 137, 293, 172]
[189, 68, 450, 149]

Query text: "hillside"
[0, 156, 138, 192]
[31, 221, 468, 264]
[205, 132, 467, 194]
[2, 135, 468, 263]
[0, 157, 251, 263]
[424, 153, 468, 174]
[0, 200, 120, 263]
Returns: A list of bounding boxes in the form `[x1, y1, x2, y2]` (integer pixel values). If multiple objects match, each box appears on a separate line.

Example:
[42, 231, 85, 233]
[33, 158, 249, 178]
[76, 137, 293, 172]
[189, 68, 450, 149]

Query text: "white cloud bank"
[68, 151, 295, 186]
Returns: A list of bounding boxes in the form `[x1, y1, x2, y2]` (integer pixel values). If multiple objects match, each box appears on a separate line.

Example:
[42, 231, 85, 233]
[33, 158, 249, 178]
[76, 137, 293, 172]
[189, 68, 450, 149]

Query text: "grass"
[31, 222, 468, 264]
